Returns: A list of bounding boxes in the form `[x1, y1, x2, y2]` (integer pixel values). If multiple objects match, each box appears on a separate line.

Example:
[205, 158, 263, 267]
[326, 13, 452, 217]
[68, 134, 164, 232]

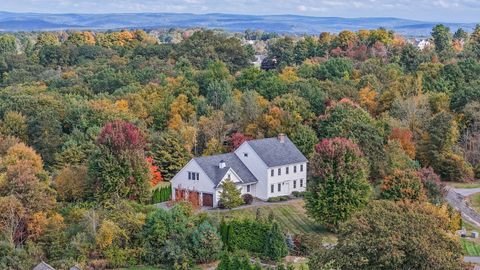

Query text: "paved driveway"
[455, 188, 480, 197]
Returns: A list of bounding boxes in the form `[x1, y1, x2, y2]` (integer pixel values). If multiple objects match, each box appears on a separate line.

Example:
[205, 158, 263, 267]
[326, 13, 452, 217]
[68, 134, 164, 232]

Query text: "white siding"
[234, 142, 269, 200]
[171, 159, 216, 203]
[266, 162, 307, 198]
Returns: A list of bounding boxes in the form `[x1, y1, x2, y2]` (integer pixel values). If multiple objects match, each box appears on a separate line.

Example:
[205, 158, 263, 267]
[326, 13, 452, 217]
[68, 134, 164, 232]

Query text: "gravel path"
[445, 187, 480, 227]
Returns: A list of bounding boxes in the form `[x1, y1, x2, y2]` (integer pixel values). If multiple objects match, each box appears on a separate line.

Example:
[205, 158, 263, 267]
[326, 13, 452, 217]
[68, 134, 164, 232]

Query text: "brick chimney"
[278, 133, 285, 143]
[219, 160, 226, 169]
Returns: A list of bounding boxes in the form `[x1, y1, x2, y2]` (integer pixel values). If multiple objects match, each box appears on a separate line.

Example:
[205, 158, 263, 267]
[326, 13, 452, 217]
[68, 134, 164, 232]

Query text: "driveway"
[454, 188, 480, 197]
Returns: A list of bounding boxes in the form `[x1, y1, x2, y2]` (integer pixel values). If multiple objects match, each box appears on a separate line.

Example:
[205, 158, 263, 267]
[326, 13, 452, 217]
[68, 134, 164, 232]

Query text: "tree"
[88, 120, 151, 202]
[466, 24, 480, 59]
[380, 169, 427, 202]
[149, 131, 191, 181]
[417, 167, 445, 204]
[0, 34, 16, 55]
[190, 221, 223, 263]
[305, 138, 371, 229]
[310, 200, 466, 270]
[54, 165, 88, 202]
[218, 179, 244, 209]
[289, 125, 318, 158]
[0, 111, 28, 142]
[263, 222, 288, 261]
[317, 100, 386, 178]
[431, 24, 453, 58]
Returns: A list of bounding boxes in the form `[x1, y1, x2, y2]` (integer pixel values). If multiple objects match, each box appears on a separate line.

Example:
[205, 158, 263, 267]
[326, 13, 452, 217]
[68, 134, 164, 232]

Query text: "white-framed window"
[188, 172, 199, 180]
[271, 184, 274, 193]
[244, 152, 248, 157]
[294, 165, 297, 173]
[286, 167, 289, 174]
[278, 168, 281, 176]
[271, 169, 274, 177]
[300, 164, 304, 172]
[300, 179, 304, 187]
[247, 185, 251, 192]
[293, 180, 297, 188]
[278, 183, 281, 192]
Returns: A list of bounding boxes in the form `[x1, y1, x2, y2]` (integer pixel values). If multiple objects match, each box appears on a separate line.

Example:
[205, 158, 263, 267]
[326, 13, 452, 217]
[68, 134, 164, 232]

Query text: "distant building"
[33, 262, 56, 270]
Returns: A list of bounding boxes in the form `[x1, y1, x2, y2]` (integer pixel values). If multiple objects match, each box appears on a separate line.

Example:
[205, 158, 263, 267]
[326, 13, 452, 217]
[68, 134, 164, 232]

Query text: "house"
[171, 134, 307, 207]
[33, 262, 56, 270]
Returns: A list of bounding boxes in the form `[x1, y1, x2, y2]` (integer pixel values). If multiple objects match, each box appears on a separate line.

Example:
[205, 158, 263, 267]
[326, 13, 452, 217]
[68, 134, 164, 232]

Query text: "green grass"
[450, 182, 480, 189]
[469, 194, 480, 213]
[461, 238, 480, 256]
[209, 200, 337, 244]
[121, 267, 166, 270]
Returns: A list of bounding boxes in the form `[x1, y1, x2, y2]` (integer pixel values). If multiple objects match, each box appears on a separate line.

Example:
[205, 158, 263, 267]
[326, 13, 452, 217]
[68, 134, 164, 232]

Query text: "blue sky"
[1, 0, 479, 23]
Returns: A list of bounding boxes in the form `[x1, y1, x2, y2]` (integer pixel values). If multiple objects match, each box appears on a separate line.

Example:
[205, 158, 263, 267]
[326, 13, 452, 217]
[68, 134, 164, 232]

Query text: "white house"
[171, 134, 307, 207]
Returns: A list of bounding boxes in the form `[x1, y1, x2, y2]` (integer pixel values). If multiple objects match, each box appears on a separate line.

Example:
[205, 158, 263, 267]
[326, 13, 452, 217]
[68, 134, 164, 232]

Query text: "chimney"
[219, 160, 226, 169]
[278, 133, 285, 143]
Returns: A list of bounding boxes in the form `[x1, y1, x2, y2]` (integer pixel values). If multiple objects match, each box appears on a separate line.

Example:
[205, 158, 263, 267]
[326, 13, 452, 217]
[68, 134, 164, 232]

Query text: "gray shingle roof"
[246, 136, 307, 167]
[33, 262, 56, 270]
[194, 153, 258, 186]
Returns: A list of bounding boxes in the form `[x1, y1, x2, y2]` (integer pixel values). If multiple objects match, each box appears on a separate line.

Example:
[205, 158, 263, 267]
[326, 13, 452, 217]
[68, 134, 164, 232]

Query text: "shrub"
[267, 196, 289, 202]
[218, 179, 244, 209]
[380, 169, 427, 202]
[291, 191, 306, 198]
[437, 152, 474, 182]
[242, 194, 254, 205]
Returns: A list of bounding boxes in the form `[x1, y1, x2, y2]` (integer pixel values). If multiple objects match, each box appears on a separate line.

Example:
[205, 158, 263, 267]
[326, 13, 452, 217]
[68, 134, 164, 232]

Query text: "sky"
[1, 0, 479, 23]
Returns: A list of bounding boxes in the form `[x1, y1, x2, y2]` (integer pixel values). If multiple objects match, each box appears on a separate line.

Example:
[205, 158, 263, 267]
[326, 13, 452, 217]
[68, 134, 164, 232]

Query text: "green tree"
[431, 24, 453, 58]
[149, 131, 191, 181]
[218, 179, 244, 209]
[305, 138, 371, 229]
[0, 34, 16, 55]
[0, 111, 28, 142]
[310, 200, 466, 270]
[263, 222, 288, 261]
[289, 124, 318, 158]
[190, 221, 223, 263]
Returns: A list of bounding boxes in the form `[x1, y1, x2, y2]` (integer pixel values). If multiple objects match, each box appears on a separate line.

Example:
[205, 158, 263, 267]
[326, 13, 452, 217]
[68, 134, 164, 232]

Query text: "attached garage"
[202, 193, 213, 207]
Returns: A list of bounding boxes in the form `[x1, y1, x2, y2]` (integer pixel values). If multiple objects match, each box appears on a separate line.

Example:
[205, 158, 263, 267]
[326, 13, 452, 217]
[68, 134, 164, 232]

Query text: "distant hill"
[0, 12, 477, 36]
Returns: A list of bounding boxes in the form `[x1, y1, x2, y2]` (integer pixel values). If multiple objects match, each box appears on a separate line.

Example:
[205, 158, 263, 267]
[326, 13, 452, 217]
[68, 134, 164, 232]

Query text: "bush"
[267, 196, 289, 202]
[242, 194, 254, 205]
[152, 185, 172, 204]
[475, 164, 480, 179]
[437, 152, 474, 182]
[291, 191, 306, 198]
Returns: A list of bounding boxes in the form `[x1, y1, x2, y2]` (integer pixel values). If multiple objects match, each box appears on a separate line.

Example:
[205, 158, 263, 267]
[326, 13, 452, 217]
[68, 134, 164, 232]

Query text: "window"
[271, 184, 274, 193]
[278, 168, 281, 176]
[247, 185, 251, 192]
[278, 183, 281, 192]
[300, 164, 304, 172]
[244, 152, 248, 157]
[286, 167, 289, 174]
[294, 165, 297, 173]
[293, 180, 297, 188]
[188, 172, 199, 180]
[300, 179, 304, 187]
[271, 169, 274, 177]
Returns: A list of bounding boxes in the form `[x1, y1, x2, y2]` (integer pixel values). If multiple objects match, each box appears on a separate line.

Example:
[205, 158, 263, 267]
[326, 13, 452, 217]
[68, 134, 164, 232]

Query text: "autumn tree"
[88, 120, 151, 202]
[305, 138, 371, 229]
[0, 111, 28, 142]
[54, 165, 88, 202]
[380, 169, 427, 202]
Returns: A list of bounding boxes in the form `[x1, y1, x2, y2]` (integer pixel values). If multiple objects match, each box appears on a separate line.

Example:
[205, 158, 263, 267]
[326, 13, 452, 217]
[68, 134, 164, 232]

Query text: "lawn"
[469, 193, 480, 213]
[209, 199, 337, 244]
[461, 238, 480, 256]
[450, 182, 480, 189]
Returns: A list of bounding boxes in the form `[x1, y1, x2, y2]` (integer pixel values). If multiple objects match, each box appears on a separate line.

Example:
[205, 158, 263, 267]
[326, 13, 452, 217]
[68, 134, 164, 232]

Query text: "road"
[445, 187, 480, 227]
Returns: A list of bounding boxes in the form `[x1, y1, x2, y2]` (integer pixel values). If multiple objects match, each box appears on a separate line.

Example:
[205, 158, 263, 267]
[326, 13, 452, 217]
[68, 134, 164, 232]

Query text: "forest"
[0, 24, 479, 269]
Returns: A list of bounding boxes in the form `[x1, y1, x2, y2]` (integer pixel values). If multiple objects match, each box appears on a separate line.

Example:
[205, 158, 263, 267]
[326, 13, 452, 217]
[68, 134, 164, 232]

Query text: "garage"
[202, 193, 213, 207]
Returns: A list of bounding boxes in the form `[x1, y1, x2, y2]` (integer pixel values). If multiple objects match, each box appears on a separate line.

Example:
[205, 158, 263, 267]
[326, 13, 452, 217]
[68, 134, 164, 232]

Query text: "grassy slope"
[209, 199, 337, 243]
[449, 182, 480, 189]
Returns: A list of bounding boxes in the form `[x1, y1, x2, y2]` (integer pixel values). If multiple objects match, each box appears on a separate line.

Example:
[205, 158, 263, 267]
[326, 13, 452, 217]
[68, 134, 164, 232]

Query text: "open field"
[209, 199, 337, 244]
[461, 238, 480, 256]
